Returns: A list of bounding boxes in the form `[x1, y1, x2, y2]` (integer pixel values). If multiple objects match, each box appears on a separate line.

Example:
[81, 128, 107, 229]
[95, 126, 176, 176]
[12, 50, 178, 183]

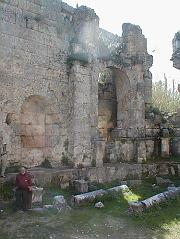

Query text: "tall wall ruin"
[171, 31, 180, 156]
[0, 0, 175, 169]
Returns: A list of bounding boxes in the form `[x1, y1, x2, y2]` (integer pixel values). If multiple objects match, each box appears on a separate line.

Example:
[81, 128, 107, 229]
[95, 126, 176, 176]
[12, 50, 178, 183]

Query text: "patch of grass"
[89, 179, 120, 191]
[91, 158, 96, 167]
[0, 182, 180, 238]
[132, 197, 180, 229]
[169, 155, 180, 162]
[61, 152, 73, 167]
[82, 182, 180, 229]
[42, 184, 75, 205]
[0, 182, 14, 201]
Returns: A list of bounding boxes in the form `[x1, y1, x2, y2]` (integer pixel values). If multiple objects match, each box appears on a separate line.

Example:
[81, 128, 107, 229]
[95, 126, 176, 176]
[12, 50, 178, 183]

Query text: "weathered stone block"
[95, 140, 105, 167]
[32, 186, 43, 204]
[161, 138, 170, 158]
[137, 141, 146, 163]
[74, 179, 88, 193]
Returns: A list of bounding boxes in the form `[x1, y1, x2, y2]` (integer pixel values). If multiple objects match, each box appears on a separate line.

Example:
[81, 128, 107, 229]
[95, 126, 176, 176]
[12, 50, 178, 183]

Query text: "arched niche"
[20, 95, 47, 148]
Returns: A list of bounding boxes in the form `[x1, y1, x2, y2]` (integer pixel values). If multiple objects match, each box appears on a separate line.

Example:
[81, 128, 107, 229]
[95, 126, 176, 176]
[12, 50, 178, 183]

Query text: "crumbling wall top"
[62, 1, 74, 14]
[171, 31, 180, 70]
[74, 5, 99, 21]
[122, 23, 142, 36]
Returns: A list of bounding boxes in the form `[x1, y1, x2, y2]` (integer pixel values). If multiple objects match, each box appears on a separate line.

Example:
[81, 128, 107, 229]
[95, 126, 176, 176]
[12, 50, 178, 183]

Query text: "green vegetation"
[130, 184, 180, 228]
[43, 181, 180, 228]
[61, 152, 71, 166]
[39, 158, 52, 169]
[67, 52, 89, 66]
[91, 158, 96, 167]
[42, 184, 75, 205]
[169, 155, 180, 162]
[63, 138, 69, 152]
[0, 182, 13, 201]
[152, 79, 180, 114]
[0, 182, 179, 238]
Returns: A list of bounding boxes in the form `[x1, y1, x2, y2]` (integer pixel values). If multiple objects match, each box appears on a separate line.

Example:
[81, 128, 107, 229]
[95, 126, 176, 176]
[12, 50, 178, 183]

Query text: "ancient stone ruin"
[171, 32, 180, 156]
[0, 0, 179, 172]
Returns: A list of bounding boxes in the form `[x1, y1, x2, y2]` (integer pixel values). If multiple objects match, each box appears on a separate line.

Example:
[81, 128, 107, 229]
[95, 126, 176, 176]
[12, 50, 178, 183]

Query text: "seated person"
[15, 167, 32, 211]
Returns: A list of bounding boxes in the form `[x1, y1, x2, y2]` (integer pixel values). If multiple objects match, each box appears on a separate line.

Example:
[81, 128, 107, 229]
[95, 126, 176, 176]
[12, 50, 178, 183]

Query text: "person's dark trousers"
[15, 188, 32, 211]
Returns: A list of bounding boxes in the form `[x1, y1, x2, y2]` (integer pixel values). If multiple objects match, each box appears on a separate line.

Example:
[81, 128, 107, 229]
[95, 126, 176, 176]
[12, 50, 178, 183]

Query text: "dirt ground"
[0, 205, 179, 239]
[1, 181, 180, 239]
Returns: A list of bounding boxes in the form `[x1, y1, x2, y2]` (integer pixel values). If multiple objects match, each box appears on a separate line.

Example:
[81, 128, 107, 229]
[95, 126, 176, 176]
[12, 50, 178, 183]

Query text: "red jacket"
[15, 172, 32, 191]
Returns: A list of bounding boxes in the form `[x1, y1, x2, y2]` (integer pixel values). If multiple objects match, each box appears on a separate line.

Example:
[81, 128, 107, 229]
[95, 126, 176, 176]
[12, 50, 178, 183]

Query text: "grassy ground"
[0, 182, 180, 239]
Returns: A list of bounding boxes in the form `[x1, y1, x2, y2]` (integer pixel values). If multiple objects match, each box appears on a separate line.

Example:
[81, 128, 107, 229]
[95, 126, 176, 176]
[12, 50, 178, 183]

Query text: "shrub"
[0, 182, 13, 201]
[40, 158, 52, 169]
[152, 80, 180, 114]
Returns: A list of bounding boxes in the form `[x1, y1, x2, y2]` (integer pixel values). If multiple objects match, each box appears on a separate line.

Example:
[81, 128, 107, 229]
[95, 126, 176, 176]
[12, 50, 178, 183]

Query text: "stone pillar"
[137, 140, 146, 163]
[32, 186, 43, 204]
[160, 128, 170, 158]
[74, 179, 88, 193]
[69, 62, 98, 167]
[161, 138, 170, 158]
[171, 32, 180, 70]
[95, 140, 106, 167]
[171, 109, 180, 157]
[68, 6, 99, 167]
[115, 24, 153, 135]
[72, 6, 99, 57]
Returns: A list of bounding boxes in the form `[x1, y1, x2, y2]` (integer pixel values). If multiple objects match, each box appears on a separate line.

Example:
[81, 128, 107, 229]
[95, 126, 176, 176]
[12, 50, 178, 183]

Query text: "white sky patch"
[64, 0, 180, 89]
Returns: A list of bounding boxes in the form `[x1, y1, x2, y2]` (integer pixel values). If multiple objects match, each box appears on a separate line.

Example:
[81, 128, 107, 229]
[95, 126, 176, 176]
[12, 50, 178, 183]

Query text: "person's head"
[20, 167, 26, 175]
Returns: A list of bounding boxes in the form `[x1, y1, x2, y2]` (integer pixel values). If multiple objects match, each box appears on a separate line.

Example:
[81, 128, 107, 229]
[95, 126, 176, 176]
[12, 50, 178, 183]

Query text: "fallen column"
[72, 185, 129, 205]
[128, 187, 180, 213]
[72, 189, 107, 205]
[107, 185, 129, 193]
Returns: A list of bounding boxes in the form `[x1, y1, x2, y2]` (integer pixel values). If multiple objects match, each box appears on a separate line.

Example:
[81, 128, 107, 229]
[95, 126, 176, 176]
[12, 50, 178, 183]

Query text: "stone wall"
[6, 162, 180, 187]
[97, 23, 154, 164]
[171, 31, 180, 157]
[171, 31, 180, 70]
[0, 0, 162, 169]
[0, 0, 72, 167]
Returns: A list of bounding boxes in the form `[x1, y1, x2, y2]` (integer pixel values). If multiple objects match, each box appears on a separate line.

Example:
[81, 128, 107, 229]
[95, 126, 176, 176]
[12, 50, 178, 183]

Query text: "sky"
[65, 0, 180, 89]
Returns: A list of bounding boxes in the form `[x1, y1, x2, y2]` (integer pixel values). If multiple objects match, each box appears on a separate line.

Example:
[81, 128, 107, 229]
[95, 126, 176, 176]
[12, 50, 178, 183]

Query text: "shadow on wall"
[98, 67, 131, 141]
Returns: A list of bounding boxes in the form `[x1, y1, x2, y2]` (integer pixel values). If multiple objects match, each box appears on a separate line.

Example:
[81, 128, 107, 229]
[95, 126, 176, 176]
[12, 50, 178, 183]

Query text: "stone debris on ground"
[72, 185, 129, 205]
[95, 202, 104, 208]
[43, 205, 54, 209]
[53, 195, 71, 211]
[128, 186, 180, 214]
[74, 179, 89, 193]
[167, 185, 176, 191]
[30, 196, 71, 213]
[156, 176, 173, 186]
[30, 207, 47, 213]
[32, 186, 43, 204]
